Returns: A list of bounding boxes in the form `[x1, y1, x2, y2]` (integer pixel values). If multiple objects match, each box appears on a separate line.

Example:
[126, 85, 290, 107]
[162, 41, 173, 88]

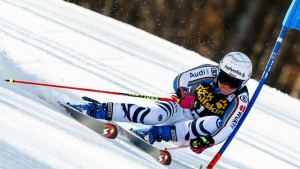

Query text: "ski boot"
[133, 125, 177, 144]
[70, 96, 113, 120]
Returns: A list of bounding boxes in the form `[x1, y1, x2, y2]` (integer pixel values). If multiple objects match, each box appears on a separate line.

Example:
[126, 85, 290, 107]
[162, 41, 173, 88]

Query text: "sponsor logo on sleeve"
[216, 118, 222, 128]
[230, 111, 243, 129]
[239, 95, 248, 103]
[239, 105, 246, 112]
[226, 94, 235, 102]
[211, 68, 217, 76]
[190, 69, 206, 78]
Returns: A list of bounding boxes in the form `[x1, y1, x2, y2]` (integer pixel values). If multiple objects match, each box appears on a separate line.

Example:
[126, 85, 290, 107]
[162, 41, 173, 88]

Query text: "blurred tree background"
[65, 0, 300, 99]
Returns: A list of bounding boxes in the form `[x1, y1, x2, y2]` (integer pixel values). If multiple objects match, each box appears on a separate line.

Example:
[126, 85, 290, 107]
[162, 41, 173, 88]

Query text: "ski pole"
[164, 145, 188, 151]
[206, 0, 300, 168]
[5, 79, 178, 102]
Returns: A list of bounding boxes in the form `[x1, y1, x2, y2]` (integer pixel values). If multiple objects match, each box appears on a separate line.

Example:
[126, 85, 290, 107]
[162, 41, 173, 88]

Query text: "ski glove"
[176, 87, 195, 109]
[190, 136, 215, 154]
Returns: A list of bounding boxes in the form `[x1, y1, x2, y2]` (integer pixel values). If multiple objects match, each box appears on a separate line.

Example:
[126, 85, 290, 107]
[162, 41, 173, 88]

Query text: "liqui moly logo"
[225, 65, 244, 77]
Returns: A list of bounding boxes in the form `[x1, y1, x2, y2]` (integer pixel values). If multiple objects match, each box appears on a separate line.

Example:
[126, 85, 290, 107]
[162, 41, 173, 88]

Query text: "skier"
[70, 51, 252, 154]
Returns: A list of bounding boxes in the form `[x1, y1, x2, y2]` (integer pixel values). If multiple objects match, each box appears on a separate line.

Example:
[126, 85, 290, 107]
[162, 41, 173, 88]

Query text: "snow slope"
[0, 0, 300, 168]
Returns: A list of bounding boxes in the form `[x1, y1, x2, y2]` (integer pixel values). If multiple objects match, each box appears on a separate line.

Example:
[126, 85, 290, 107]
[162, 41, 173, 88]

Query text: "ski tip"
[159, 150, 172, 166]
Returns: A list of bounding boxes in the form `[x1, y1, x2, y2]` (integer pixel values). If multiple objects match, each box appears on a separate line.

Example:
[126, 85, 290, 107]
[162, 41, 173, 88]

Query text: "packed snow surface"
[0, 0, 300, 168]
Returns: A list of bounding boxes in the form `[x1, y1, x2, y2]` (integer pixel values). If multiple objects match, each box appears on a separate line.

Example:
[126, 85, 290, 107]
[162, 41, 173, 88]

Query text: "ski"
[117, 126, 172, 166]
[59, 96, 172, 166]
[59, 102, 118, 139]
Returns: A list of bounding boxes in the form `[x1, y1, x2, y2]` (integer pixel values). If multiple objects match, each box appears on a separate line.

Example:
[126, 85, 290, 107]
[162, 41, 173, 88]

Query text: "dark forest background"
[65, 0, 300, 99]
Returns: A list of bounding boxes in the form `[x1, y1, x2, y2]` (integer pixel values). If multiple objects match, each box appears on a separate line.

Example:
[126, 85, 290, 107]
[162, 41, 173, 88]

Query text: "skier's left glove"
[176, 87, 195, 109]
[189, 136, 215, 154]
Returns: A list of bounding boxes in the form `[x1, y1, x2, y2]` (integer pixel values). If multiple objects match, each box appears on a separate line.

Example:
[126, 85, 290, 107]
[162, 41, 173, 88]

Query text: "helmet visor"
[218, 70, 244, 89]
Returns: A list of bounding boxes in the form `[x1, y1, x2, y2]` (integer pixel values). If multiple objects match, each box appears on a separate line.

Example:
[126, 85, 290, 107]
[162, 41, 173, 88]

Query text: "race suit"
[109, 64, 249, 145]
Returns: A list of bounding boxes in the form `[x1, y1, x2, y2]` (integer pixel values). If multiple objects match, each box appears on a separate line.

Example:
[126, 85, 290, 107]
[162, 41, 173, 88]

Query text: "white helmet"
[219, 52, 252, 81]
[218, 52, 252, 89]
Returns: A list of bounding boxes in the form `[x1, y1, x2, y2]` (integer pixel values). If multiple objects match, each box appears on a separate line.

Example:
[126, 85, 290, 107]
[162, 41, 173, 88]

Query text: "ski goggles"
[218, 70, 244, 89]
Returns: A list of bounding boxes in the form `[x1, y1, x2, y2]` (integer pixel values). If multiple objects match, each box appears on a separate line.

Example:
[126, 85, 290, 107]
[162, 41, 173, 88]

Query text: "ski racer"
[70, 51, 252, 154]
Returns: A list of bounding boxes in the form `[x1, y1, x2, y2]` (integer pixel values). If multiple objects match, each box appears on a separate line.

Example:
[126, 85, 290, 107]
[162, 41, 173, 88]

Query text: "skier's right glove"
[176, 87, 195, 109]
[189, 136, 215, 154]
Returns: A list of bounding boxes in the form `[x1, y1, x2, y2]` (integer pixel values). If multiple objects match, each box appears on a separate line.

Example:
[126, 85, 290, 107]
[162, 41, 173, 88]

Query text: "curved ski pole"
[5, 79, 178, 102]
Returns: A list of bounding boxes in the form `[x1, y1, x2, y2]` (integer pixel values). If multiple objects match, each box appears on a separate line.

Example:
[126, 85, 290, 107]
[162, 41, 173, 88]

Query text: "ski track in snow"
[0, 0, 300, 169]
